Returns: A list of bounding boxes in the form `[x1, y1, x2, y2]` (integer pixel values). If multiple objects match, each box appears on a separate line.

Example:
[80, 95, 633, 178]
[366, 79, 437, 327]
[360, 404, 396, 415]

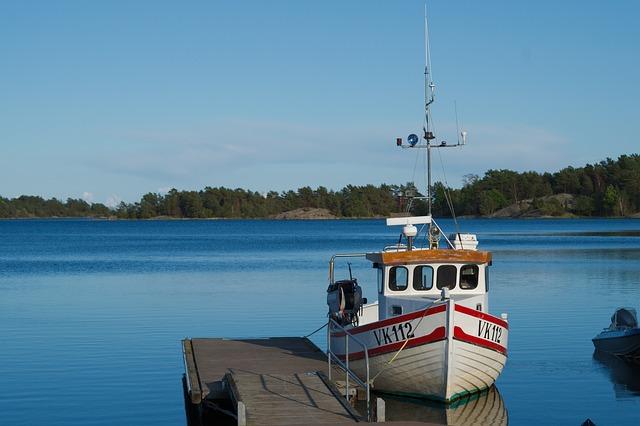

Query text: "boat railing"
[327, 318, 371, 421]
[328, 253, 366, 285]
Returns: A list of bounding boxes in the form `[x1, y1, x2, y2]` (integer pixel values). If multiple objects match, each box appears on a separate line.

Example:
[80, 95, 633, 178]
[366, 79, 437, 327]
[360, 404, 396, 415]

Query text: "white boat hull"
[329, 299, 508, 402]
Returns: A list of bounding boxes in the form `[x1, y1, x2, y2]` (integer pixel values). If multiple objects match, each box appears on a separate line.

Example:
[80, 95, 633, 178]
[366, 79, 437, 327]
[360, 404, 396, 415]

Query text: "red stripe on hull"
[331, 304, 446, 337]
[455, 304, 509, 329]
[336, 326, 446, 361]
[453, 326, 507, 355]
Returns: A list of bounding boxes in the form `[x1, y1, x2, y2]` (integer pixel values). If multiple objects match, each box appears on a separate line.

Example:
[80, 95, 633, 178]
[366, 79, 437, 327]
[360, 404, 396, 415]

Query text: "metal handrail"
[328, 253, 367, 285]
[327, 318, 371, 422]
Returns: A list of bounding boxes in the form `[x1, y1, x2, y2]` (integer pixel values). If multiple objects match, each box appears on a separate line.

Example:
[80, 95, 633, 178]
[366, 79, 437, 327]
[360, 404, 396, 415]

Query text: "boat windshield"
[610, 308, 638, 329]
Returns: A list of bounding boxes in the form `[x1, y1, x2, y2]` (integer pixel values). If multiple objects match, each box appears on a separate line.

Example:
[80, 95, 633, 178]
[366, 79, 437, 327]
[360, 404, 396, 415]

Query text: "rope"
[303, 322, 327, 338]
[369, 300, 440, 384]
[203, 400, 237, 420]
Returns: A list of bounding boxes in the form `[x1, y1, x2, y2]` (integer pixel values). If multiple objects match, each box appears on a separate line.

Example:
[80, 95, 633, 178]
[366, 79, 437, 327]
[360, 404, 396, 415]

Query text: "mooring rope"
[305, 301, 443, 388]
[303, 322, 327, 338]
[203, 400, 237, 420]
[370, 300, 440, 384]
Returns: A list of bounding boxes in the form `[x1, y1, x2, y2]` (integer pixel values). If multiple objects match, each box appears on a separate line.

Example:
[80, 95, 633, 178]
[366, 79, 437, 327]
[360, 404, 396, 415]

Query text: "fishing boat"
[325, 8, 509, 403]
[592, 308, 640, 359]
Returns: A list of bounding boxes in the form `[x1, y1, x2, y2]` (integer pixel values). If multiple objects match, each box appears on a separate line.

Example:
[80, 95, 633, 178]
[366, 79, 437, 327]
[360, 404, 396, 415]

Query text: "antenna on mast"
[455, 101, 468, 146]
[423, 2, 435, 142]
[394, 3, 467, 232]
[455, 101, 460, 145]
[424, 3, 434, 218]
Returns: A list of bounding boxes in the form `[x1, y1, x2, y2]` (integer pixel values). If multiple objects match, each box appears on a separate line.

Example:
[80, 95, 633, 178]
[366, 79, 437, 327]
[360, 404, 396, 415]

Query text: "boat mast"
[424, 4, 435, 217]
[396, 4, 467, 232]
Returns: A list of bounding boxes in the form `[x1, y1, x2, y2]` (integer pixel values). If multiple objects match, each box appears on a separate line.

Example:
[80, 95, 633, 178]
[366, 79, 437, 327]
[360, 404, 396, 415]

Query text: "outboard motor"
[611, 308, 638, 329]
[327, 278, 363, 326]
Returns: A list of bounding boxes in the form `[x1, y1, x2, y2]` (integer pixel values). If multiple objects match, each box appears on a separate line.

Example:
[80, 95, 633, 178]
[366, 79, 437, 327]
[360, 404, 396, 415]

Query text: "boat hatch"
[449, 233, 479, 251]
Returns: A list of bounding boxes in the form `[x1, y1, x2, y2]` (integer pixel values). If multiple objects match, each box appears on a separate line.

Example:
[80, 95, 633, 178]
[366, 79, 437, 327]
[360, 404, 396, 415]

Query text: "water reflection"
[593, 350, 640, 398]
[379, 386, 508, 425]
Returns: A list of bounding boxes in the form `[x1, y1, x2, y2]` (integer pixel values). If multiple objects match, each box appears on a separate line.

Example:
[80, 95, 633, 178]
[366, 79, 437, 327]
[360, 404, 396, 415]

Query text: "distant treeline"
[430, 154, 640, 217]
[0, 197, 111, 219]
[1, 154, 639, 219]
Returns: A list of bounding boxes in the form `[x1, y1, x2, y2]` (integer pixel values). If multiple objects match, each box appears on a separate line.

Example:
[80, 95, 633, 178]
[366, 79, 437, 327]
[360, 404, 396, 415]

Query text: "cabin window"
[377, 268, 383, 294]
[436, 265, 457, 290]
[413, 265, 434, 291]
[460, 265, 479, 290]
[388, 266, 408, 291]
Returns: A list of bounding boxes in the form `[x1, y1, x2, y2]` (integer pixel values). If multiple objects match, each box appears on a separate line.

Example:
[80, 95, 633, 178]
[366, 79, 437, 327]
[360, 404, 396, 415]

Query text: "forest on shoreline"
[1, 154, 639, 219]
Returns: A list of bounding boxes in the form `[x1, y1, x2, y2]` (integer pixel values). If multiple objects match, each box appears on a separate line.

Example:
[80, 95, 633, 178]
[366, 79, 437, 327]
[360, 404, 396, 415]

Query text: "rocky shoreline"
[270, 207, 337, 220]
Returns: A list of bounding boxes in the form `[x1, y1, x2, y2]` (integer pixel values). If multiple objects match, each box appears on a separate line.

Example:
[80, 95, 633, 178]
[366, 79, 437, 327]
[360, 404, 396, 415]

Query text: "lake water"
[1, 218, 639, 425]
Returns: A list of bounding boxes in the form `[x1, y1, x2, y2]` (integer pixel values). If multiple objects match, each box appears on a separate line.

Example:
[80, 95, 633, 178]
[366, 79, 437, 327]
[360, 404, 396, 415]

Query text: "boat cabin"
[363, 247, 492, 325]
[327, 216, 493, 328]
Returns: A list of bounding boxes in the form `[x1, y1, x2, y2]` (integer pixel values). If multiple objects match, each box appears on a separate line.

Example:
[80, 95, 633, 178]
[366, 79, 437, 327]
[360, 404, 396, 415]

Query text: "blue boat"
[593, 308, 640, 359]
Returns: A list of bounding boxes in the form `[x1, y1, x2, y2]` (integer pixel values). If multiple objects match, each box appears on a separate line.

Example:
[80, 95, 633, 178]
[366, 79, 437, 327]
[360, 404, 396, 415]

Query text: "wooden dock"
[182, 337, 361, 425]
[182, 336, 443, 426]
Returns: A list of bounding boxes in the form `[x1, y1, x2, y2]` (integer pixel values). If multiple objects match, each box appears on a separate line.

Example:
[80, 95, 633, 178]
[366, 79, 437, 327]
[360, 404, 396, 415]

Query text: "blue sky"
[1, 1, 638, 206]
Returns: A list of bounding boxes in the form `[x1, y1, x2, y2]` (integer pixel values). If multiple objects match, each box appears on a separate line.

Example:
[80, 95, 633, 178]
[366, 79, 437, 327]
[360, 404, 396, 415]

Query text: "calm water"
[1, 218, 640, 425]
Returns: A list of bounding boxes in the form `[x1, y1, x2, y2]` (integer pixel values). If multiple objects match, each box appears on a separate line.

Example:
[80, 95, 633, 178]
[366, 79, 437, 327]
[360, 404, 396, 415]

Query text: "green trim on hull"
[375, 385, 492, 406]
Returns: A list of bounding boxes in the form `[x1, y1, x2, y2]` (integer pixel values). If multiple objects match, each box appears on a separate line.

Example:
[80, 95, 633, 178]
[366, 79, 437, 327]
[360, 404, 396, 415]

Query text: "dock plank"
[190, 337, 330, 396]
[229, 372, 357, 425]
[182, 339, 203, 403]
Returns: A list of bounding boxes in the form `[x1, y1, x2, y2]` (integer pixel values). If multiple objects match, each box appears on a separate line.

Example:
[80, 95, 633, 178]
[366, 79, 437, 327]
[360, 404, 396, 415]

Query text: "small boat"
[325, 7, 509, 404]
[592, 308, 640, 359]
